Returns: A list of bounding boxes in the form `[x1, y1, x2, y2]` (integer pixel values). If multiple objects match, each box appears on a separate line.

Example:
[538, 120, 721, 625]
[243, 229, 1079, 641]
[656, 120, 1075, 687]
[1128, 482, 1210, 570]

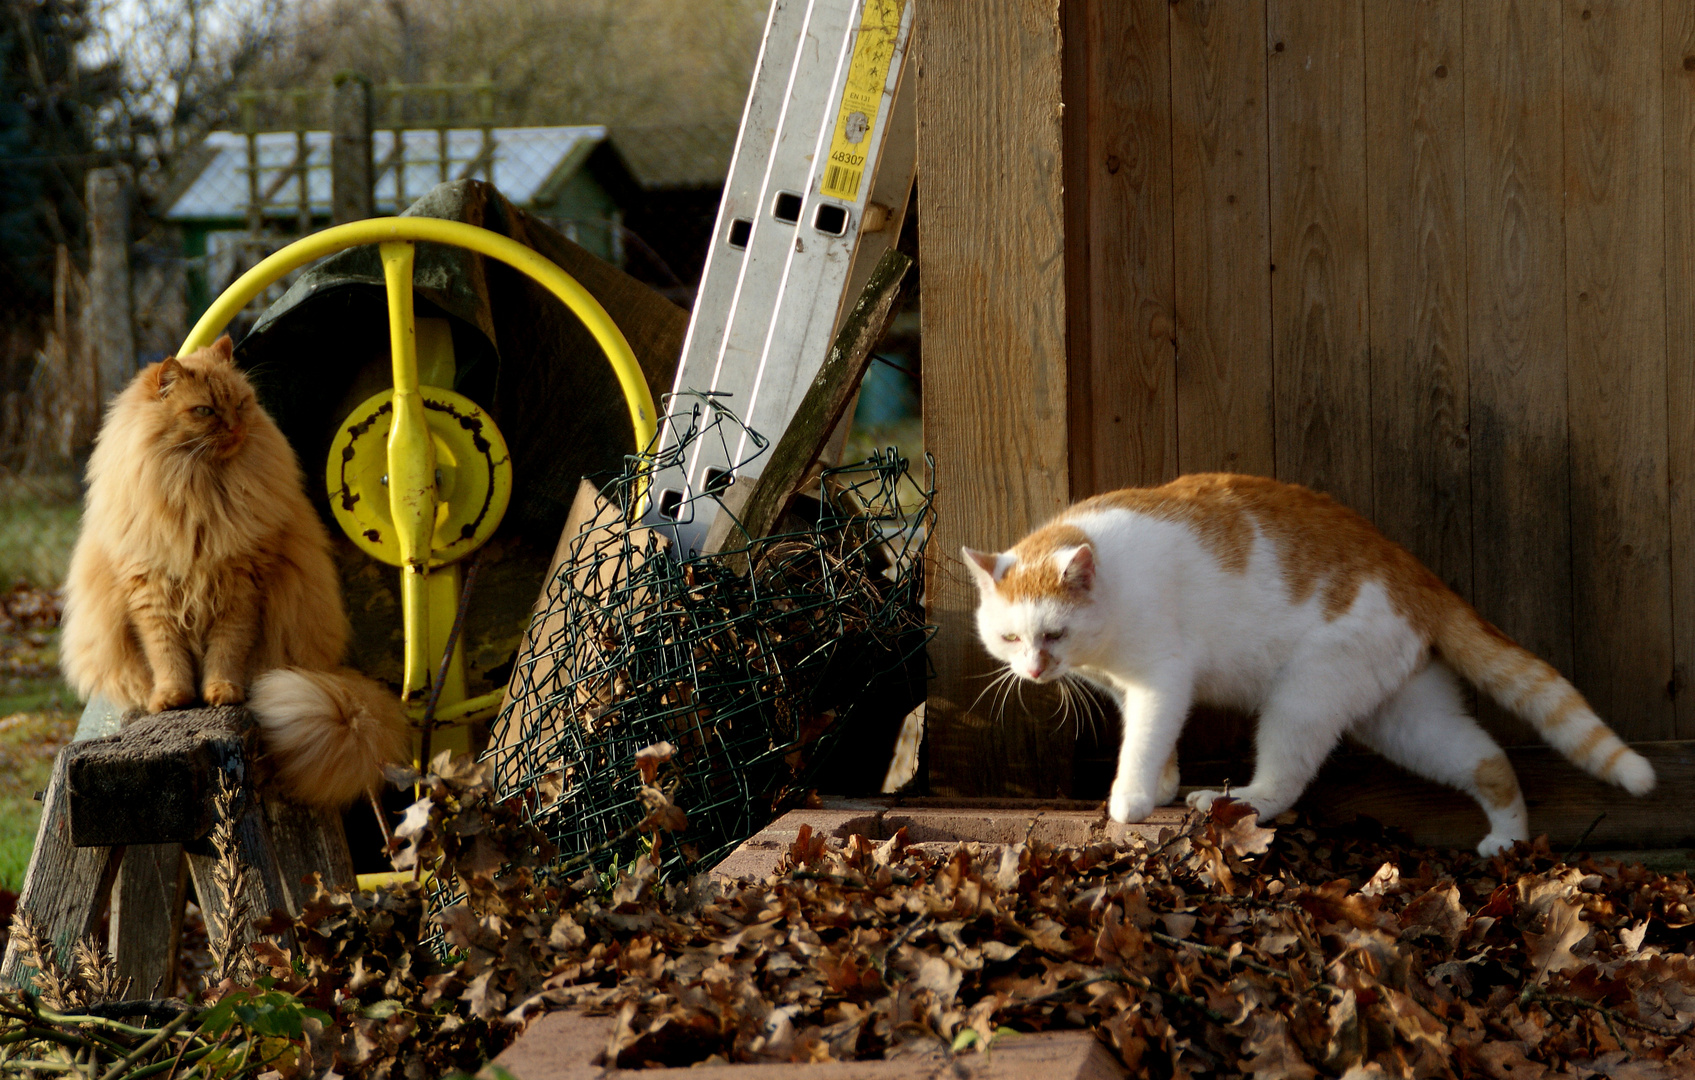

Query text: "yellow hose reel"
[178, 217, 657, 761]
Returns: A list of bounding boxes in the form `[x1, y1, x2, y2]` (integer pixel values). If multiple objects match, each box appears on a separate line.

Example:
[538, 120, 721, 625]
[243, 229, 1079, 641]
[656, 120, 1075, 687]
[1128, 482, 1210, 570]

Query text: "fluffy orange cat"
[60, 336, 409, 808]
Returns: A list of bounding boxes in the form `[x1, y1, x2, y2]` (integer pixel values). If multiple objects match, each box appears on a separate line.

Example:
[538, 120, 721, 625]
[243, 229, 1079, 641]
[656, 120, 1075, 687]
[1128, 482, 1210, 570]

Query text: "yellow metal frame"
[179, 217, 659, 737]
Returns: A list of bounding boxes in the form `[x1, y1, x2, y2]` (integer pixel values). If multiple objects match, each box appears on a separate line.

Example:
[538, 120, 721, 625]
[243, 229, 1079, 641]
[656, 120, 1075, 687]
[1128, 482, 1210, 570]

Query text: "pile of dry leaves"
[0, 583, 61, 684]
[7, 747, 1692, 1078]
[260, 749, 1691, 1078]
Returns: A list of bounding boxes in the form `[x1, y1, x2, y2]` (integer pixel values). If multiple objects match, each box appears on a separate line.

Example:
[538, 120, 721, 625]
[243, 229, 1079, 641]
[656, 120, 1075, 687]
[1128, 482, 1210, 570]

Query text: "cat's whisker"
[993, 670, 1022, 726]
[990, 670, 1018, 725]
[967, 665, 1014, 715]
[1050, 679, 1075, 735]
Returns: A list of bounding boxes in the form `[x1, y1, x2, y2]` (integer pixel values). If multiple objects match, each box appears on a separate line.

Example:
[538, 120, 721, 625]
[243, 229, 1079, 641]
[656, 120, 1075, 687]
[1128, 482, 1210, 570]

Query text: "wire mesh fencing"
[486, 396, 933, 878]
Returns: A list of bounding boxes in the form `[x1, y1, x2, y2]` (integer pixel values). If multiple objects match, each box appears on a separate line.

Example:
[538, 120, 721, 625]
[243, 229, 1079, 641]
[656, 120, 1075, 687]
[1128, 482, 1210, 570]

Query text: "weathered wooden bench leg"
[0, 751, 123, 989]
[111, 843, 187, 998]
[264, 798, 357, 908]
[184, 791, 296, 955]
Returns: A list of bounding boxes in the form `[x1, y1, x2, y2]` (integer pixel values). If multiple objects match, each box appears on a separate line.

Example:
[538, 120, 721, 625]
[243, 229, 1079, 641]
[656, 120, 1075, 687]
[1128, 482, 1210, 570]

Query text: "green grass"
[0, 708, 75, 891]
[0, 472, 80, 589]
[0, 470, 80, 891]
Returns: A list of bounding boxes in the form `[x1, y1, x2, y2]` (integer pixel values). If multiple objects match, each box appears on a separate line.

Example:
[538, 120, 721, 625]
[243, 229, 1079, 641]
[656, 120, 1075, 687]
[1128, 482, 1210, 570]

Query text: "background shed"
[920, 0, 1695, 849]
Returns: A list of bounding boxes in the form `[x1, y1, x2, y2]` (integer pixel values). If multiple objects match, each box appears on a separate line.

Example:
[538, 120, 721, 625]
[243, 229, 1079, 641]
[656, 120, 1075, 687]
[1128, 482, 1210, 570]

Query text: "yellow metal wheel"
[176, 216, 658, 736]
[327, 385, 513, 570]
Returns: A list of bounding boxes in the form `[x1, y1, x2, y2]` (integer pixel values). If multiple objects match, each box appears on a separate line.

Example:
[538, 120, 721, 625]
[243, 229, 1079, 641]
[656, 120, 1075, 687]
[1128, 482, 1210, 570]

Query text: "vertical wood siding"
[919, 1, 1075, 797]
[941, 0, 1695, 798]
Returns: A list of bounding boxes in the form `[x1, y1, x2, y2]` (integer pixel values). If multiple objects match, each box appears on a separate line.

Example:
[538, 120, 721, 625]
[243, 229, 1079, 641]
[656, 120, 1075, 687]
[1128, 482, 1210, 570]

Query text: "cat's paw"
[1108, 789, 1154, 824]
[1185, 788, 1225, 814]
[1476, 832, 1521, 858]
[147, 684, 195, 713]
[202, 679, 246, 706]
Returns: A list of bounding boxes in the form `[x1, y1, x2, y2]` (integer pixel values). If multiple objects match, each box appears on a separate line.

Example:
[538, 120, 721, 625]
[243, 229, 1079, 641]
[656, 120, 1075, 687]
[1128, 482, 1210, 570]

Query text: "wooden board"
[1665, 2, 1695, 739]
[185, 795, 295, 954]
[0, 752, 122, 989]
[1363, 0, 1471, 599]
[1063, 0, 1176, 497]
[919, 0, 1073, 798]
[110, 844, 187, 999]
[1266, 0, 1372, 513]
[1461, 0, 1572, 746]
[490, 1011, 1124, 1080]
[1169, 0, 1275, 480]
[930, 0, 1695, 827]
[1562, 1, 1675, 739]
[1226, 740, 1695, 853]
[263, 798, 357, 909]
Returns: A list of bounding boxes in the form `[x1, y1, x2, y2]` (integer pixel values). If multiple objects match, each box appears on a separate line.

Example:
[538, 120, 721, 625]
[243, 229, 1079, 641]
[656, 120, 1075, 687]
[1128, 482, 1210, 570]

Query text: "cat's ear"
[1057, 544, 1095, 593]
[155, 357, 185, 397]
[961, 547, 1004, 591]
[209, 335, 235, 365]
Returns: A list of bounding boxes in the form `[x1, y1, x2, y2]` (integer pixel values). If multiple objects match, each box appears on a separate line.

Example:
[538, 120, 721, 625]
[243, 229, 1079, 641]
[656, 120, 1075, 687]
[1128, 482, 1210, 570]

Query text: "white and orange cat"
[965, 473, 1655, 856]
[60, 336, 409, 808]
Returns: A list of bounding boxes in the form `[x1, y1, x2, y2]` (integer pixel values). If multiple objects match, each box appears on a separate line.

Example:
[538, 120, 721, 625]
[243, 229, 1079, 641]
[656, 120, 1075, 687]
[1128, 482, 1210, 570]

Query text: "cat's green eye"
[192, 406, 215, 417]
[1001, 633, 1020, 643]
[1042, 629, 1067, 643]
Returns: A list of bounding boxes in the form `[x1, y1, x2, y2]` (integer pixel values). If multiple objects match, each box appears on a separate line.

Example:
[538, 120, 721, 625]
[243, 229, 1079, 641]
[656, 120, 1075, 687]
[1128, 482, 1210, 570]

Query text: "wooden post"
[85, 167, 134, 404]
[332, 72, 375, 224]
[110, 845, 187, 998]
[918, 2, 1073, 798]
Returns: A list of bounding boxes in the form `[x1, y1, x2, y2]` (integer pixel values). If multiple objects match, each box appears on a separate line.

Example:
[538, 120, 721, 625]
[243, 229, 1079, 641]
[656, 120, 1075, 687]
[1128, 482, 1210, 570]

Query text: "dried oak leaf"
[635, 742, 676, 785]
[638, 784, 689, 834]
[1467, 1040, 1552, 1080]
[1525, 898, 1590, 979]
[1217, 811, 1277, 858]
[1398, 883, 1466, 952]
[1241, 1012, 1320, 1080]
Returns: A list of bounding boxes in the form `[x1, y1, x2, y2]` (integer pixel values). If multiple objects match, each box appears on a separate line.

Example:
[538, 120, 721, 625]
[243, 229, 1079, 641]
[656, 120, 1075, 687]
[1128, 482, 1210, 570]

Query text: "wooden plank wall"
[929, 0, 1695, 801]
[917, 1, 1075, 797]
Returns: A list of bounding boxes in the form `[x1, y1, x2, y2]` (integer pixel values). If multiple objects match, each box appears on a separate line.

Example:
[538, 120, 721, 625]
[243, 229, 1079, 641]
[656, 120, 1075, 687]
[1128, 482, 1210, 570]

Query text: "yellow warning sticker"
[820, 0, 906, 203]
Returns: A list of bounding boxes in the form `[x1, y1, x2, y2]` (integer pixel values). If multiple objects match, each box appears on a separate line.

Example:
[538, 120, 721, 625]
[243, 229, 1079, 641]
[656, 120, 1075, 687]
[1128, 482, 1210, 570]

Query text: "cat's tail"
[248, 667, 411, 809]
[1434, 605, 1656, 796]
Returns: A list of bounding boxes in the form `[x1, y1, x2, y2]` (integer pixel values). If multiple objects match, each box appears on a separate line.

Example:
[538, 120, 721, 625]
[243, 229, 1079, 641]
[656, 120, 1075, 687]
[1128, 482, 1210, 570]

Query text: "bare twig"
[1527, 989, 1690, 1039]
[96, 1006, 194, 1080]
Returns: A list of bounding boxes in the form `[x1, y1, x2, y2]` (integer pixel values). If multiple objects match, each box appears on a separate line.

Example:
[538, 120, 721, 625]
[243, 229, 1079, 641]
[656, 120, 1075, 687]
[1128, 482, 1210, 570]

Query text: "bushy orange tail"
[249, 667, 411, 808]
[1435, 604, 1655, 796]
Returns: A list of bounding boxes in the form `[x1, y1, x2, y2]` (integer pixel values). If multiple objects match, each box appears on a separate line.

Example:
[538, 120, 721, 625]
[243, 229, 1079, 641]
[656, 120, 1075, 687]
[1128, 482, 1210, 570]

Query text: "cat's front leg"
[202, 567, 261, 706]
[1108, 678, 1193, 823]
[128, 585, 196, 712]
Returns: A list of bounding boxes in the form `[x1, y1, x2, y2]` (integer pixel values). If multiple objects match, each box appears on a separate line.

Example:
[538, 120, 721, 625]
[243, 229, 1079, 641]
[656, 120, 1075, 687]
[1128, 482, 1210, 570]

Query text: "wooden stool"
[0, 701, 356, 997]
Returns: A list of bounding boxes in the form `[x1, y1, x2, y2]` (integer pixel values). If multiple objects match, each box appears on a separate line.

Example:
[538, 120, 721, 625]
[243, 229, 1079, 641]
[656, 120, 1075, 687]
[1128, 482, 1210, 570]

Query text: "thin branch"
[97, 1006, 194, 1080]
[1527, 989, 1691, 1039]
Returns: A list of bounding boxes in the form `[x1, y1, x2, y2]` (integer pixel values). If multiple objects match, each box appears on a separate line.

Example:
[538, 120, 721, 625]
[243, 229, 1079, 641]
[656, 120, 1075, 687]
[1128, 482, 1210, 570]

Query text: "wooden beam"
[1169, 0, 1274, 480]
[1182, 741, 1695, 853]
[332, 73, 376, 224]
[85, 167, 134, 404]
[1463, 0, 1571, 745]
[1562, 1, 1674, 739]
[0, 754, 122, 989]
[66, 708, 250, 848]
[1064, 0, 1176, 496]
[1266, 0, 1372, 513]
[919, 0, 1072, 798]
[1664, 1, 1695, 738]
[1363, 0, 1471, 600]
[110, 845, 186, 999]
